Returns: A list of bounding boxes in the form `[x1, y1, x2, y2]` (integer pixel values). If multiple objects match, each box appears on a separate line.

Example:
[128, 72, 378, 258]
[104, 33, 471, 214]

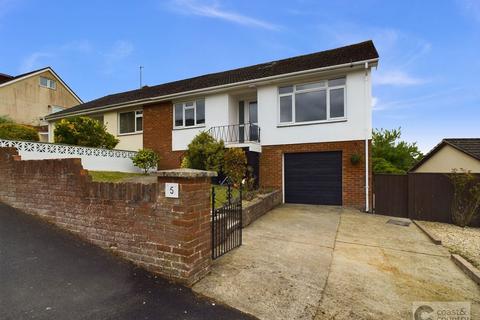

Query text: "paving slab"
[193, 204, 341, 320]
[315, 211, 480, 320]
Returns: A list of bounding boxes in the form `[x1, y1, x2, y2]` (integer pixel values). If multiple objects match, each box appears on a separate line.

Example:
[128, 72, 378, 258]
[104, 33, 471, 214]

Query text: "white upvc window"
[40, 76, 56, 90]
[173, 99, 205, 128]
[278, 77, 346, 125]
[119, 110, 143, 134]
[50, 105, 64, 114]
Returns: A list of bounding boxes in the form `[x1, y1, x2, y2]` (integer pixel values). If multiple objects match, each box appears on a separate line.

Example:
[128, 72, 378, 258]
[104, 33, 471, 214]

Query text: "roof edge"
[46, 56, 379, 120]
[409, 139, 480, 172]
[0, 67, 83, 104]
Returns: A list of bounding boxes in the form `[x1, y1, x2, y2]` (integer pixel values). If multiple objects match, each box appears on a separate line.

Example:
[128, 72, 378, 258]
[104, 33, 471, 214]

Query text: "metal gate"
[211, 183, 242, 259]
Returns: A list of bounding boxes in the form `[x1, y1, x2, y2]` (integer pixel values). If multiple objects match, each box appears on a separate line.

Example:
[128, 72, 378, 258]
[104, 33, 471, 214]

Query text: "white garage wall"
[0, 139, 143, 173]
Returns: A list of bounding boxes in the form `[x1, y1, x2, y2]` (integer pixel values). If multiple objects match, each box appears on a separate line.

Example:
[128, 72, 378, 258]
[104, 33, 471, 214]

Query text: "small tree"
[0, 123, 39, 141]
[448, 169, 480, 227]
[372, 128, 423, 173]
[132, 149, 160, 174]
[183, 132, 224, 172]
[223, 148, 247, 186]
[54, 116, 119, 149]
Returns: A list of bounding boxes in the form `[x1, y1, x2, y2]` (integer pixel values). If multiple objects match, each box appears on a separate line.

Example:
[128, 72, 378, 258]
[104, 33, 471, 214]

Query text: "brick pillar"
[156, 168, 216, 285]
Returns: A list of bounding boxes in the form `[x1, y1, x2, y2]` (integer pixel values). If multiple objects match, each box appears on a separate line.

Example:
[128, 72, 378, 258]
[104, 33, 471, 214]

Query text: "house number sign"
[165, 183, 179, 198]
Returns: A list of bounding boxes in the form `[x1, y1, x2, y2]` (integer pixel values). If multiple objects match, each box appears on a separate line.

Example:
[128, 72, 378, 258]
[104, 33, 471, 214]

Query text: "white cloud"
[101, 40, 134, 74]
[373, 87, 469, 112]
[457, 0, 480, 22]
[19, 52, 53, 73]
[374, 70, 427, 86]
[19, 40, 133, 75]
[372, 96, 379, 110]
[104, 40, 134, 62]
[169, 0, 280, 30]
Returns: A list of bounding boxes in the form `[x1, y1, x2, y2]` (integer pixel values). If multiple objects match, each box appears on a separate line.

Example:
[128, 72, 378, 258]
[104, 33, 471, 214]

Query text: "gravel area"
[419, 221, 480, 268]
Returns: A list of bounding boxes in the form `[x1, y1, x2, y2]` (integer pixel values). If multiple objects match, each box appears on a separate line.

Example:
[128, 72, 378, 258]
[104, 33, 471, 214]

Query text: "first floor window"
[119, 110, 143, 134]
[279, 77, 346, 124]
[40, 77, 56, 90]
[174, 99, 205, 128]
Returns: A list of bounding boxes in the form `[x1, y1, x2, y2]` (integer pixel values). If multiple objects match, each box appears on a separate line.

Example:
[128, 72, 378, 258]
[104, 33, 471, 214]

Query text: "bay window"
[174, 99, 205, 128]
[278, 77, 346, 125]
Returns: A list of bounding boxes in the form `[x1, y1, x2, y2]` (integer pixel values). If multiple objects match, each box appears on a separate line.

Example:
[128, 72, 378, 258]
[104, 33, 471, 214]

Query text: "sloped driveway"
[0, 203, 253, 320]
[193, 205, 341, 319]
[193, 205, 480, 320]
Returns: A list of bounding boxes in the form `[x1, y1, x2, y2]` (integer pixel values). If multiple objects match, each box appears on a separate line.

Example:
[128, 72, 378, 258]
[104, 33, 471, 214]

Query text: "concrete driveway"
[0, 203, 253, 320]
[193, 205, 341, 319]
[193, 205, 480, 320]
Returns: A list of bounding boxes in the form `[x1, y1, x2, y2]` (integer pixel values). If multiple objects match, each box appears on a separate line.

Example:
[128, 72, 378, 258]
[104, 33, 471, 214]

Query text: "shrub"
[132, 149, 160, 174]
[183, 132, 224, 172]
[448, 169, 480, 227]
[0, 123, 39, 141]
[54, 116, 119, 149]
[223, 148, 247, 186]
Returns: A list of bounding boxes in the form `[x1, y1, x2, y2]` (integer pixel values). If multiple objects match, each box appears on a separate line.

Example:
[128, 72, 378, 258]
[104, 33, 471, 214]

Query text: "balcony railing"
[208, 123, 260, 144]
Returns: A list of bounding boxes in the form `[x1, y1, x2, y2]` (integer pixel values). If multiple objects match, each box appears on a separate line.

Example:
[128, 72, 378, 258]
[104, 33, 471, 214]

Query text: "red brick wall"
[259, 139, 372, 210]
[143, 102, 183, 169]
[0, 147, 211, 285]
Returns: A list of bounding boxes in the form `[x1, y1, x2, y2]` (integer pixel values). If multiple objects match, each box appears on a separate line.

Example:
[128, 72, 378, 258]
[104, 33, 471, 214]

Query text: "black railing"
[208, 123, 260, 144]
[211, 183, 242, 259]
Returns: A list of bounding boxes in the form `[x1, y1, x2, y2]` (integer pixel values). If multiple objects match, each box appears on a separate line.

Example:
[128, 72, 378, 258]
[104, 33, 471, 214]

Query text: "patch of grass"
[212, 185, 240, 208]
[89, 171, 142, 183]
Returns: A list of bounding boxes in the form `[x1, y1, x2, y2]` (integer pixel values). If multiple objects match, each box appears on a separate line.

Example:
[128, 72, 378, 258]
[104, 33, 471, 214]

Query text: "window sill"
[173, 125, 206, 131]
[276, 118, 347, 128]
[39, 85, 56, 90]
[117, 131, 143, 137]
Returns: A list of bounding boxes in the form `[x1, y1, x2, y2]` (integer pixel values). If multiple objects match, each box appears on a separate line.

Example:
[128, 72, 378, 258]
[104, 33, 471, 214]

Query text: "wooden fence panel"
[374, 173, 480, 227]
[374, 174, 408, 217]
[408, 173, 453, 223]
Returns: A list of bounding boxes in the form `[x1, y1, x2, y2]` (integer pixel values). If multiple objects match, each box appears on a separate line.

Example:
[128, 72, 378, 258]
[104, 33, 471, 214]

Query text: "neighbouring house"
[0, 67, 82, 142]
[410, 138, 480, 173]
[45, 40, 379, 210]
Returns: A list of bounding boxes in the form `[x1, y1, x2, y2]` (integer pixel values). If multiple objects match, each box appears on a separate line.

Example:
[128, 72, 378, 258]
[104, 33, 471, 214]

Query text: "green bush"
[132, 149, 160, 174]
[448, 169, 480, 227]
[183, 132, 224, 172]
[223, 147, 247, 186]
[54, 116, 119, 149]
[0, 123, 39, 141]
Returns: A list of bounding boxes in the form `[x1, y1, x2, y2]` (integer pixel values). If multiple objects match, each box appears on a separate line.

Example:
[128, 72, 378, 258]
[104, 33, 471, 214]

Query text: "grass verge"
[89, 171, 143, 183]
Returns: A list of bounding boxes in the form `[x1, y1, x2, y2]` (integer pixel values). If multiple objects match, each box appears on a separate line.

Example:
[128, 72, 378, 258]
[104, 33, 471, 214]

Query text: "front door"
[238, 101, 245, 143]
[248, 101, 258, 142]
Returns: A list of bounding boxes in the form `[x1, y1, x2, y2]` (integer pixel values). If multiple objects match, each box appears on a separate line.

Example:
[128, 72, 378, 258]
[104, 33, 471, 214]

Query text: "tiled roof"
[47, 40, 379, 118]
[444, 138, 480, 161]
[409, 138, 480, 171]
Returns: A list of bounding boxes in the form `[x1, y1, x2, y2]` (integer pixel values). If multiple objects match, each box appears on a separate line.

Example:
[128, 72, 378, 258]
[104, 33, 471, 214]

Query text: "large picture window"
[174, 99, 205, 128]
[119, 110, 143, 134]
[278, 77, 346, 125]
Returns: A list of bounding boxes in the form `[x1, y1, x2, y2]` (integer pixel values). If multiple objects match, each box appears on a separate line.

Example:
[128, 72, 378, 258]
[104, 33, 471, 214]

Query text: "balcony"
[208, 123, 261, 151]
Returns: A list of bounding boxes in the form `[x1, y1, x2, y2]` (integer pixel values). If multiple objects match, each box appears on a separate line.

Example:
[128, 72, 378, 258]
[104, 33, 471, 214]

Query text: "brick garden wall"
[0, 147, 212, 285]
[259, 139, 372, 210]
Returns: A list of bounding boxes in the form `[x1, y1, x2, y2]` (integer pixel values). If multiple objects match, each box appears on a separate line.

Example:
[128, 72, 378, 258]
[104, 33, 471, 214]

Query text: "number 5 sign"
[165, 183, 179, 198]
